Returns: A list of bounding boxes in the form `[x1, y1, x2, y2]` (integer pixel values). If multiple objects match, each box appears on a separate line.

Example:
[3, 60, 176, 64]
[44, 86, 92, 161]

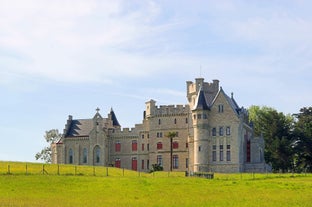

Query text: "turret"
[192, 87, 210, 172]
[186, 78, 219, 109]
[145, 99, 156, 118]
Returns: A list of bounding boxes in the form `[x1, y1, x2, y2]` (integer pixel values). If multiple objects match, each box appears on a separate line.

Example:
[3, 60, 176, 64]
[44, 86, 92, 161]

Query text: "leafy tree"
[293, 107, 312, 172]
[248, 106, 294, 172]
[35, 129, 62, 163]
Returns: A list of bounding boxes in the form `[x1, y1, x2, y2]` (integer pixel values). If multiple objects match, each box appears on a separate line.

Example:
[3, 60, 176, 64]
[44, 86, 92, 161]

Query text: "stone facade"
[52, 78, 268, 173]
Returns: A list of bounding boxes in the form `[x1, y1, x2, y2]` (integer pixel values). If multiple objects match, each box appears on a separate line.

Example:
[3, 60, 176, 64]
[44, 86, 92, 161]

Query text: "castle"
[52, 78, 268, 173]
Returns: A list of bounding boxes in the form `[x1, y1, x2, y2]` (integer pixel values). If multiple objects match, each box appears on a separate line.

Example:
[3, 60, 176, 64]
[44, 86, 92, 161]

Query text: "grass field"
[0, 162, 311, 207]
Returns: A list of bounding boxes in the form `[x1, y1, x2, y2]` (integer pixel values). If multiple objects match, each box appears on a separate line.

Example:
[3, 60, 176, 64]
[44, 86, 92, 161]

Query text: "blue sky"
[1, 0, 311, 162]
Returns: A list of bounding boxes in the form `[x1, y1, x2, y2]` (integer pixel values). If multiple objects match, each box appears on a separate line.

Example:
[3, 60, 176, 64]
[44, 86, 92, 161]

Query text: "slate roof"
[225, 93, 240, 114]
[65, 119, 93, 137]
[110, 108, 121, 127]
[193, 87, 210, 110]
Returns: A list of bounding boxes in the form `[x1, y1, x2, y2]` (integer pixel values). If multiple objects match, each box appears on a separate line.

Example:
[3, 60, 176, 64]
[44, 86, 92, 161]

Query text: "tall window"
[185, 118, 188, 124]
[218, 104, 224, 113]
[95, 147, 100, 163]
[174, 118, 177, 124]
[212, 145, 217, 161]
[147, 144, 150, 151]
[158, 119, 161, 125]
[83, 148, 87, 163]
[132, 140, 137, 151]
[141, 160, 144, 170]
[245, 131, 251, 162]
[69, 148, 73, 164]
[115, 141, 121, 152]
[219, 126, 224, 136]
[219, 145, 224, 161]
[226, 145, 231, 161]
[157, 132, 163, 138]
[247, 140, 251, 162]
[173, 155, 179, 169]
[157, 155, 163, 166]
[142, 143, 144, 151]
[147, 159, 150, 170]
[226, 126, 231, 135]
[157, 142, 163, 150]
[212, 128, 216, 136]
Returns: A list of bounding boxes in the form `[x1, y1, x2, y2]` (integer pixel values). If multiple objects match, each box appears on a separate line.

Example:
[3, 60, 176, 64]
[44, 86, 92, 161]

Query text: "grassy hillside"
[0, 162, 311, 207]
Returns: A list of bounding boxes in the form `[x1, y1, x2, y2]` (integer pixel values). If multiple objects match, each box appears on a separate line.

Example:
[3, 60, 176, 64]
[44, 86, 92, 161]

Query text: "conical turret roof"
[193, 87, 209, 110]
[110, 108, 121, 127]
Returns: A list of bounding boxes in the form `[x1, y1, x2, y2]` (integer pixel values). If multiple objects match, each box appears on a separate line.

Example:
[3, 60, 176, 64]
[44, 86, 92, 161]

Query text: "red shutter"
[157, 142, 162, 150]
[115, 143, 121, 152]
[115, 159, 121, 168]
[132, 157, 137, 171]
[132, 140, 137, 151]
[173, 142, 179, 149]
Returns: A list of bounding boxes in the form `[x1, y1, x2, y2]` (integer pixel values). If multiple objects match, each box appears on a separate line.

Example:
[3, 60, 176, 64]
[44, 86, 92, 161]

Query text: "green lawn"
[0, 162, 311, 207]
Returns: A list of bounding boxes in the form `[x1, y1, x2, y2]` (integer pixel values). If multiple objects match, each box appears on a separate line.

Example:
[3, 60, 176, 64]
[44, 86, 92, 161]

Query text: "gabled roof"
[110, 108, 121, 127]
[193, 87, 209, 110]
[211, 87, 240, 115]
[65, 119, 93, 137]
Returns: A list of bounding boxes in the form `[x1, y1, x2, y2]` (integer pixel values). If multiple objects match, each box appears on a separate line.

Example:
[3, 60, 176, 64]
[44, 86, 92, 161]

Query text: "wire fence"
[0, 162, 185, 178]
[0, 162, 310, 180]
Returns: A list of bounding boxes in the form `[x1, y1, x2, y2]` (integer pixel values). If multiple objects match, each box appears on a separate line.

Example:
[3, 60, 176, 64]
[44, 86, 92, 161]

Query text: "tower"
[192, 86, 210, 172]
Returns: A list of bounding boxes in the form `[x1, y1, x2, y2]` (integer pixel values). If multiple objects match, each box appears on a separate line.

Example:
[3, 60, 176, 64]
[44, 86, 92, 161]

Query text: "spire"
[110, 108, 121, 127]
[193, 86, 209, 110]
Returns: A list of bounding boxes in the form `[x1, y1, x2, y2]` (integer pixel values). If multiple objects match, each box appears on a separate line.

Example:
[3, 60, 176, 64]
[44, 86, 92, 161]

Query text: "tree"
[35, 129, 62, 163]
[248, 106, 294, 172]
[165, 132, 178, 171]
[293, 107, 312, 172]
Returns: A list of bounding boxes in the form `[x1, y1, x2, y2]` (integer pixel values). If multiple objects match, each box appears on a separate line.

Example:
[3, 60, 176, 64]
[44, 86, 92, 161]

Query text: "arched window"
[93, 146, 101, 164]
[174, 118, 177, 124]
[69, 148, 73, 164]
[83, 148, 87, 163]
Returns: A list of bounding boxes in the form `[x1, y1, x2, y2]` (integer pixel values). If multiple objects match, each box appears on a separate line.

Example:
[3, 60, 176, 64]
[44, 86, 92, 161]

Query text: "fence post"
[106, 167, 108, 177]
[25, 164, 28, 175]
[93, 167, 95, 176]
[7, 165, 10, 174]
[57, 165, 60, 175]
